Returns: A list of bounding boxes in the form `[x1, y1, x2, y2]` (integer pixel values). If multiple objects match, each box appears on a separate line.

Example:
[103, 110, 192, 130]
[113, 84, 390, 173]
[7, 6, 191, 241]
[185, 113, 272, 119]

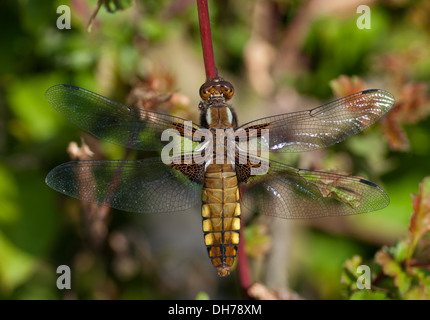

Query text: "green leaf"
[408, 176, 430, 257]
[350, 290, 389, 300]
[341, 255, 363, 285]
[105, 0, 133, 12]
[389, 240, 409, 263]
[0, 232, 36, 292]
[0, 165, 19, 224]
[244, 223, 271, 259]
[195, 291, 210, 300]
[341, 255, 364, 297]
[7, 75, 65, 142]
[375, 250, 412, 297]
[404, 286, 428, 300]
[0, 167, 60, 293]
[406, 268, 430, 300]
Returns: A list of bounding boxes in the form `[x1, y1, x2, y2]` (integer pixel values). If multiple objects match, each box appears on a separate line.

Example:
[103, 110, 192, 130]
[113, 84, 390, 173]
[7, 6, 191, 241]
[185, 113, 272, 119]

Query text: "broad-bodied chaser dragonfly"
[46, 78, 394, 276]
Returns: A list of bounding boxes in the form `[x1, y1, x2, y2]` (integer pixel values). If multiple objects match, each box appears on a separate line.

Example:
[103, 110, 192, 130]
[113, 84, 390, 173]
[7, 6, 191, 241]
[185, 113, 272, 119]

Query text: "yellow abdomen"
[202, 164, 241, 276]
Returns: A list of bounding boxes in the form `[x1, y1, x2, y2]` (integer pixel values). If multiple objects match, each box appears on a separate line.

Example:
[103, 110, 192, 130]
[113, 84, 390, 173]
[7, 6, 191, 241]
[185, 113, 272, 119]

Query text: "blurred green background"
[0, 0, 429, 299]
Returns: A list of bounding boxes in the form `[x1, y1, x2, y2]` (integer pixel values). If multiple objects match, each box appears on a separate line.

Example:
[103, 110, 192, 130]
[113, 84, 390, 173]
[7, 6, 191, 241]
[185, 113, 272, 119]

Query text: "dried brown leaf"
[380, 116, 410, 151]
[329, 75, 365, 98]
[408, 176, 430, 258]
[391, 83, 430, 124]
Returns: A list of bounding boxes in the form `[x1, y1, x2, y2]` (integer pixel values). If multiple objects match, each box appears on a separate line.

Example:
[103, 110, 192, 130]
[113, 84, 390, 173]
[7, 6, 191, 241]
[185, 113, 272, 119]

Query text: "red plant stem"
[238, 214, 252, 298]
[196, 0, 217, 79]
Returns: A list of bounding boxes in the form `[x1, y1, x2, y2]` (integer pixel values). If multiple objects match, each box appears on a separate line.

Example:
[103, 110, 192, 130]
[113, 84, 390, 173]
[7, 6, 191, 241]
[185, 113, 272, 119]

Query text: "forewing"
[240, 159, 389, 219]
[46, 158, 204, 213]
[45, 84, 201, 151]
[237, 89, 394, 152]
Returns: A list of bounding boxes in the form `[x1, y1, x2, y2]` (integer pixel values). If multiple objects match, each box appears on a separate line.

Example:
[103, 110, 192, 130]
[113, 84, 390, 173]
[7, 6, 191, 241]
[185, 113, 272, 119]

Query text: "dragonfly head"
[199, 77, 234, 102]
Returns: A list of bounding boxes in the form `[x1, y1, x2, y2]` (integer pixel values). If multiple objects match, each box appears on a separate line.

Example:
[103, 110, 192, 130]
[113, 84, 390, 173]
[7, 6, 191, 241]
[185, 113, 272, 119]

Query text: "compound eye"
[199, 86, 212, 100]
[199, 78, 234, 100]
[220, 82, 234, 100]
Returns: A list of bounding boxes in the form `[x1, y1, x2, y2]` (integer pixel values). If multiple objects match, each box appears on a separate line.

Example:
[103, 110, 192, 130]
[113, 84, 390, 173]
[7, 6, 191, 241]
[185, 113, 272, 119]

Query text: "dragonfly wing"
[46, 84, 201, 151]
[46, 158, 204, 213]
[237, 89, 395, 153]
[240, 159, 389, 219]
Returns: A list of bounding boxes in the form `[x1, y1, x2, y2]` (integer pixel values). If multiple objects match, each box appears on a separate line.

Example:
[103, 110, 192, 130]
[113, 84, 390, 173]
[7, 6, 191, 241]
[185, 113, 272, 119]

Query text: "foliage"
[341, 176, 430, 299]
[0, 0, 429, 300]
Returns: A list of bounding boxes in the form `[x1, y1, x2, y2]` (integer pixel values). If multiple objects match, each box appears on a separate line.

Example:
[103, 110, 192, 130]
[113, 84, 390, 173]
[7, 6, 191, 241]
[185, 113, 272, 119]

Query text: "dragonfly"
[45, 78, 395, 276]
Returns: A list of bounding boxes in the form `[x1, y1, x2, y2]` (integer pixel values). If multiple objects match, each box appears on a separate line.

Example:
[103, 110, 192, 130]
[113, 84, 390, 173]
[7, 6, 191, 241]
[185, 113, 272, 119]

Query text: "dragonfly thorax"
[201, 105, 236, 130]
